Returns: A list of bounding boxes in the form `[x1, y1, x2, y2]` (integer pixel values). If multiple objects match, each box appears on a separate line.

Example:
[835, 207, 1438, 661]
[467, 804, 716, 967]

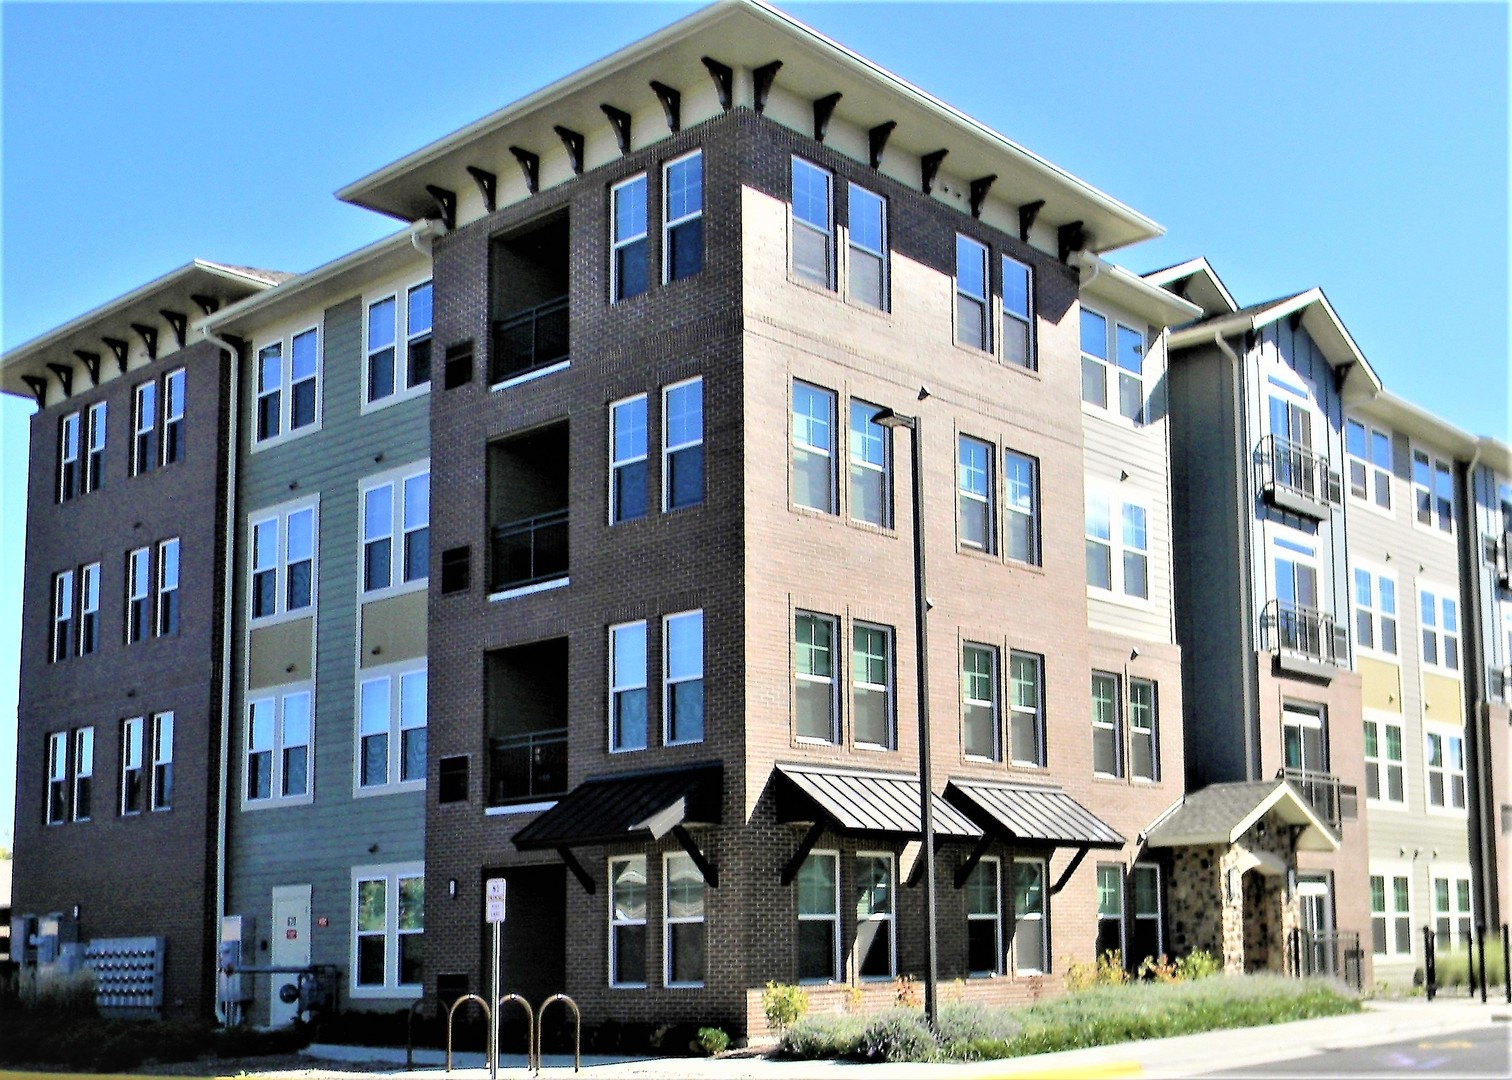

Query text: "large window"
[358, 664, 427, 792]
[796, 852, 840, 983]
[1419, 587, 1460, 672]
[1370, 873, 1411, 956]
[79, 563, 100, 656]
[1009, 651, 1044, 767]
[58, 411, 81, 501]
[791, 157, 833, 289]
[246, 690, 312, 804]
[955, 235, 990, 351]
[1433, 876, 1473, 950]
[966, 858, 1002, 976]
[120, 716, 144, 815]
[362, 468, 430, 593]
[1129, 679, 1158, 782]
[1091, 672, 1122, 778]
[46, 731, 68, 825]
[1001, 255, 1034, 369]
[1086, 493, 1149, 598]
[353, 864, 424, 995]
[610, 621, 648, 752]
[1354, 568, 1398, 657]
[50, 569, 73, 662]
[255, 328, 320, 442]
[962, 644, 999, 761]
[1129, 864, 1162, 967]
[855, 853, 896, 979]
[126, 547, 150, 645]
[1363, 717, 1405, 804]
[1426, 728, 1467, 810]
[1003, 450, 1039, 564]
[1411, 448, 1454, 534]
[73, 727, 94, 822]
[610, 395, 648, 524]
[848, 400, 890, 527]
[162, 369, 185, 465]
[1095, 864, 1124, 959]
[366, 280, 434, 404]
[1081, 309, 1145, 421]
[792, 381, 837, 513]
[664, 611, 704, 745]
[852, 623, 893, 750]
[151, 712, 174, 812]
[664, 852, 706, 987]
[663, 378, 703, 511]
[132, 381, 156, 476]
[609, 856, 648, 988]
[611, 174, 648, 302]
[795, 613, 837, 743]
[1346, 419, 1392, 509]
[86, 401, 107, 491]
[1011, 859, 1047, 975]
[250, 502, 317, 620]
[958, 436, 994, 552]
[847, 183, 887, 309]
[156, 538, 180, 637]
[663, 150, 703, 283]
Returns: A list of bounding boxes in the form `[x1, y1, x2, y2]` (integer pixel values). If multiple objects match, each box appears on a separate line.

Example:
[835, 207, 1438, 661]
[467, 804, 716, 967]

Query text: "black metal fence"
[489, 511, 568, 593]
[1288, 928, 1363, 991]
[1421, 923, 1511, 1004]
[490, 297, 569, 385]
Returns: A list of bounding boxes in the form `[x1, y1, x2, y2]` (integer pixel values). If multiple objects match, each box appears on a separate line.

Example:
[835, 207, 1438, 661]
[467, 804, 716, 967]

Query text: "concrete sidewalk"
[291, 995, 1511, 1079]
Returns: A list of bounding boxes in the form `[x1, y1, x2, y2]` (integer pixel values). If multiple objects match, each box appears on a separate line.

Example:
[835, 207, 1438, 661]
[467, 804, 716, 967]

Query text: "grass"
[778, 974, 1360, 1063]
[1433, 940, 1508, 990]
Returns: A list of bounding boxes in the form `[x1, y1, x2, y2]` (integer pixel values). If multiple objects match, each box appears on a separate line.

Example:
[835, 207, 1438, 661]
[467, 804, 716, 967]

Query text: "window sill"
[240, 795, 316, 811]
[786, 269, 839, 297]
[360, 383, 430, 416]
[1087, 587, 1153, 610]
[251, 424, 323, 453]
[248, 608, 317, 630]
[1081, 403, 1148, 432]
[361, 579, 428, 605]
[491, 361, 569, 393]
[488, 577, 569, 603]
[486, 800, 558, 817]
[845, 517, 898, 538]
[853, 741, 895, 754]
[354, 782, 426, 799]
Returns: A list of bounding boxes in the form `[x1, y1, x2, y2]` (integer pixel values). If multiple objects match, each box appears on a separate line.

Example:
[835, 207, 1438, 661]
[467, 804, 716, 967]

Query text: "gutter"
[1456, 445, 1499, 926]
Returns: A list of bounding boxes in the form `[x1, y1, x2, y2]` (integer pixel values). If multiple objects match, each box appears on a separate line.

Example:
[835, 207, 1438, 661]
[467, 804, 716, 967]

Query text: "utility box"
[216, 915, 254, 1023]
[84, 936, 165, 1018]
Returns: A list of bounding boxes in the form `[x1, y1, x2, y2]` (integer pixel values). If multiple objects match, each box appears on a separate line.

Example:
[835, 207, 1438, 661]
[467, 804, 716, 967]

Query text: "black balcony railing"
[490, 297, 569, 384]
[488, 729, 567, 805]
[1288, 928, 1363, 990]
[1257, 435, 1341, 517]
[1260, 599, 1345, 668]
[489, 510, 568, 592]
[1277, 767, 1357, 830]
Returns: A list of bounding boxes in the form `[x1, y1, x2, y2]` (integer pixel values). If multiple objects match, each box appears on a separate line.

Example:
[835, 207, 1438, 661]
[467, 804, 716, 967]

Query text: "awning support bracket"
[779, 820, 826, 885]
[1048, 846, 1089, 896]
[671, 824, 719, 888]
[953, 835, 993, 889]
[557, 846, 595, 895]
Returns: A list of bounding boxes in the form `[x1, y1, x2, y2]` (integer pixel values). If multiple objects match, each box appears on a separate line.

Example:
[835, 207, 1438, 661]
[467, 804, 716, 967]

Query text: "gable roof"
[1142, 256, 1238, 318]
[1143, 779, 1339, 852]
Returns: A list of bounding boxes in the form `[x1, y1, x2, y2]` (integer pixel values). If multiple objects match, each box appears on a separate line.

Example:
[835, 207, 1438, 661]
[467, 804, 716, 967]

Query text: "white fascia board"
[1356, 391, 1479, 459]
[1084, 261, 1203, 327]
[1144, 257, 1239, 314]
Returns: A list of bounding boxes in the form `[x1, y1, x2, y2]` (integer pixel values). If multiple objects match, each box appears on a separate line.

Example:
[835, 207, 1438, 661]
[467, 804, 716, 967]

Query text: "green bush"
[1433, 941, 1507, 990]
[778, 1013, 867, 1058]
[761, 980, 809, 1033]
[859, 1008, 935, 1062]
[935, 1002, 1022, 1061]
[696, 1026, 730, 1055]
[1176, 948, 1222, 980]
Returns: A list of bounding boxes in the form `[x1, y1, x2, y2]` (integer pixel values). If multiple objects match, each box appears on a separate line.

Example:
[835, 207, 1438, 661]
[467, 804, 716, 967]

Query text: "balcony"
[1260, 599, 1346, 679]
[486, 637, 568, 808]
[488, 729, 567, 805]
[490, 211, 569, 387]
[1256, 435, 1341, 520]
[1277, 767, 1357, 831]
[490, 511, 568, 593]
[487, 421, 569, 597]
[491, 297, 569, 386]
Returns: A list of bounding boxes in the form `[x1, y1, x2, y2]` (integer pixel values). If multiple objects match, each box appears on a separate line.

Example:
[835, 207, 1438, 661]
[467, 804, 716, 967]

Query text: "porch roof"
[945, 778, 1125, 849]
[1142, 779, 1339, 852]
[511, 762, 722, 850]
[774, 763, 981, 838]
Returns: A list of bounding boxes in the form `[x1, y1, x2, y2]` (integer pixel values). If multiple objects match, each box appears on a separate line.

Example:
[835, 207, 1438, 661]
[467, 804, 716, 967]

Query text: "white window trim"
[850, 621, 894, 751]
[962, 642, 1001, 764]
[1085, 488, 1152, 605]
[663, 851, 706, 988]
[150, 711, 173, 812]
[349, 862, 425, 999]
[791, 380, 837, 514]
[954, 233, 991, 353]
[609, 855, 649, 989]
[1418, 584, 1461, 676]
[1081, 307, 1150, 427]
[132, 381, 156, 476]
[1409, 444, 1456, 538]
[1344, 417, 1393, 514]
[156, 537, 180, 638]
[847, 398, 892, 529]
[252, 325, 322, 449]
[1000, 253, 1035, 370]
[354, 660, 428, 796]
[1008, 650, 1044, 768]
[51, 569, 73, 663]
[1091, 671, 1123, 779]
[789, 156, 835, 291]
[1012, 857, 1049, 976]
[1128, 678, 1159, 783]
[72, 727, 94, 823]
[120, 716, 145, 816]
[1424, 724, 1468, 815]
[1363, 713, 1407, 809]
[85, 401, 107, 491]
[662, 149, 704, 286]
[610, 173, 649, 303]
[126, 547, 151, 645]
[957, 434, 996, 554]
[78, 562, 100, 657]
[855, 851, 896, 980]
[662, 377, 704, 513]
[361, 278, 434, 412]
[845, 181, 889, 311]
[1353, 563, 1400, 662]
[46, 731, 68, 825]
[610, 620, 649, 754]
[796, 850, 841, 984]
[1370, 866, 1414, 958]
[1430, 867, 1474, 951]
[360, 462, 431, 599]
[966, 855, 1002, 977]
[58, 410, 81, 501]
[1003, 449, 1040, 565]
[794, 611, 839, 745]
[609, 393, 648, 525]
[161, 368, 186, 466]
[248, 497, 320, 626]
[1096, 863, 1126, 959]
[242, 685, 316, 809]
[663, 610, 705, 747]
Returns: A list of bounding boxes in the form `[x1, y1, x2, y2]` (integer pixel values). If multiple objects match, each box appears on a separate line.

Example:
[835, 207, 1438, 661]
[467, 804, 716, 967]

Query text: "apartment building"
[1, 262, 285, 1017]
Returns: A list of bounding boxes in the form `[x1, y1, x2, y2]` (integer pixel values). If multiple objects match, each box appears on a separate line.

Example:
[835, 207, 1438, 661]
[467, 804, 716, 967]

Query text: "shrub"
[778, 1013, 866, 1059]
[1176, 948, 1222, 980]
[935, 1002, 1021, 1061]
[17, 967, 98, 1019]
[761, 981, 809, 1033]
[1138, 954, 1180, 983]
[859, 1008, 935, 1063]
[696, 1026, 729, 1055]
[842, 983, 865, 1013]
[1433, 941, 1507, 990]
[893, 974, 920, 1007]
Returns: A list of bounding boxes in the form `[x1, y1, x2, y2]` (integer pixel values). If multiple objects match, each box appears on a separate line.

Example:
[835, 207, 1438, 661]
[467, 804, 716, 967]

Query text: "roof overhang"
[1079, 255, 1203, 328]
[774, 762, 980, 838]
[335, 0, 1162, 254]
[1352, 389, 1479, 459]
[945, 778, 1125, 849]
[511, 762, 722, 850]
[1142, 256, 1238, 319]
[1144, 779, 1339, 853]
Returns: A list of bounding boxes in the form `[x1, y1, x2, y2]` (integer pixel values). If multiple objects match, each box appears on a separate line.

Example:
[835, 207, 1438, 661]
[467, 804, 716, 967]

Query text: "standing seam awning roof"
[945, 779, 1125, 849]
[511, 762, 722, 850]
[775, 763, 981, 838]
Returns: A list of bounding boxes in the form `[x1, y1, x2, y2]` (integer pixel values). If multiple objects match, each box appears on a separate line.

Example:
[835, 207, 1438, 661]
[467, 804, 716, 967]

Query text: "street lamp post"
[873, 405, 938, 1031]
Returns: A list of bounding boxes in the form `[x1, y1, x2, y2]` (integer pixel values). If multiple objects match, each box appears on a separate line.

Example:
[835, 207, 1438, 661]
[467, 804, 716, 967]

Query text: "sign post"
[486, 878, 507, 1079]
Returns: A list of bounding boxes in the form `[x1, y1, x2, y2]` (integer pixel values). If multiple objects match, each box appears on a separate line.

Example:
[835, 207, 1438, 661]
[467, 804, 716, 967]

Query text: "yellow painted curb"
[982, 1065, 1143, 1079]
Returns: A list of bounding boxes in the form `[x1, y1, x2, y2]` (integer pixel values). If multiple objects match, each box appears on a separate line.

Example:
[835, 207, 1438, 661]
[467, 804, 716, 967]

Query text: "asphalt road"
[1208, 1023, 1511, 1077]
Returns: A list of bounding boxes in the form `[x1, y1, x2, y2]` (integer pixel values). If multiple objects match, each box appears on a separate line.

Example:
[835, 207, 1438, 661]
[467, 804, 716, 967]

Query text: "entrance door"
[270, 885, 311, 1027]
[1296, 875, 1335, 976]
[1269, 396, 1315, 495]
[1283, 705, 1328, 774]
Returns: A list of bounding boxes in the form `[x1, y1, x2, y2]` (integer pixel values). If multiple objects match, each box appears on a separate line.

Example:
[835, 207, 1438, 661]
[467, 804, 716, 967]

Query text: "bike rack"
[497, 993, 536, 1070]
[406, 998, 434, 1069]
[535, 993, 581, 1074]
[445, 994, 492, 1073]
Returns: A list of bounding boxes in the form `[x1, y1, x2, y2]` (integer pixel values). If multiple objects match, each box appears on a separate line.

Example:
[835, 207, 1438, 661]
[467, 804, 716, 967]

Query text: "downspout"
[1071, 249, 1104, 289]
[1213, 331, 1262, 781]
[1456, 446, 1498, 926]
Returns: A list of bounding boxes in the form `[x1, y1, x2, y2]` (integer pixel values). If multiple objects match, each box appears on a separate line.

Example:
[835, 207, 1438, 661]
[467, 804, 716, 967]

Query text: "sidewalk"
[292, 995, 1511, 1079]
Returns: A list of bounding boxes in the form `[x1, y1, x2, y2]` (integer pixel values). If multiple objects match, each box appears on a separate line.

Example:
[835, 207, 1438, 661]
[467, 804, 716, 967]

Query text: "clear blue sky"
[1, 2, 1507, 850]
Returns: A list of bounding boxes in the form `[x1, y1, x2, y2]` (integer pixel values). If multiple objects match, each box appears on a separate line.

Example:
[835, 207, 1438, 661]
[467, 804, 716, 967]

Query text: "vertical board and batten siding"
[226, 292, 429, 1020]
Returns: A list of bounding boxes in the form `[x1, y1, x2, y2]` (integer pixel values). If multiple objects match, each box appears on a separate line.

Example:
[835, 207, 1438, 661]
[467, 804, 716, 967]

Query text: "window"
[255, 326, 322, 438]
[855, 853, 895, 979]
[362, 469, 429, 593]
[1129, 679, 1158, 782]
[1354, 568, 1398, 657]
[958, 436, 994, 552]
[791, 157, 833, 288]
[1122, 504, 1149, 598]
[1086, 493, 1149, 598]
[73, 727, 94, 822]
[1080, 309, 1109, 409]
[1370, 874, 1411, 955]
[611, 174, 648, 301]
[664, 150, 703, 283]
[962, 644, 999, 761]
[46, 732, 67, 825]
[120, 716, 144, 815]
[1082, 310, 1145, 421]
[664, 852, 706, 986]
[848, 400, 890, 527]
[609, 855, 648, 987]
[955, 235, 990, 351]
[365, 283, 433, 404]
[367, 296, 398, 402]
[1412, 449, 1454, 533]
[1426, 729, 1467, 810]
[795, 613, 837, 743]
[1086, 493, 1112, 590]
[1363, 718, 1405, 804]
[1346, 419, 1391, 509]
[1282, 703, 1328, 774]
[664, 611, 704, 745]
[1003, 451, 1039, 564]
[966, 858, 1002, 976]
[78, 563, 99, 655]
[1091, 672, 1122, 778]
[289, 329, 319, 431]
[151, 712, 173, 811]
[1129, 865, 1162, 967]
[246, 690, 312, 803]
[126, 548, 150, 644]
[359, 665, 427, 791]
[796, 852, 840, 983]
[256, 342, 283, 442]
[852, 623, 893, 749]
[1096, 864, 1124, 959]
[250, 502, 317, 620]
[610, 395, 648, 523]
[1419, 587, 1459, 671]
[132, 381, 156, 475]
[85, 402, 106, 491]
[50, 570, 73, 663]
[610, 621, 648, 752]
[406, 282, 433, 388]
[792, 381, 836, 512]
[156, 538, 180, 637]
[1114, 324, 1145, 423]
[162, 369, 185, 464]
[1001, 256, 1034, 369]
[847, 183, 887, 309]
[353, 865, 424, 995]
[58, 411, 81, 501]
[1008, 651, 1043, 768]
[663, 378, 703, 510]
[1433, 876, 1473, 950]
[1011, 859, 1047, 975]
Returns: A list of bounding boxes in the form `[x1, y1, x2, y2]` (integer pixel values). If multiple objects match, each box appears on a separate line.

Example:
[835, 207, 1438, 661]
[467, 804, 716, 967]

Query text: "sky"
[0, 1, 1508, 850]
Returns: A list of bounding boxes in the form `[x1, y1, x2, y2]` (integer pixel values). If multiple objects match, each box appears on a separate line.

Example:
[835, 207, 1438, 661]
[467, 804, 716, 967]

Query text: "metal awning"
[775, 763, 982, 838]
[945, 778, 1125, 849]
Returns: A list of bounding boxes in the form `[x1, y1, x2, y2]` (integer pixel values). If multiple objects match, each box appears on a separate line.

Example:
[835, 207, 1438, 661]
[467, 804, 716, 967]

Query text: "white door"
[1297, 875, 1334, 976]
[270, 885, 312, 1026]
